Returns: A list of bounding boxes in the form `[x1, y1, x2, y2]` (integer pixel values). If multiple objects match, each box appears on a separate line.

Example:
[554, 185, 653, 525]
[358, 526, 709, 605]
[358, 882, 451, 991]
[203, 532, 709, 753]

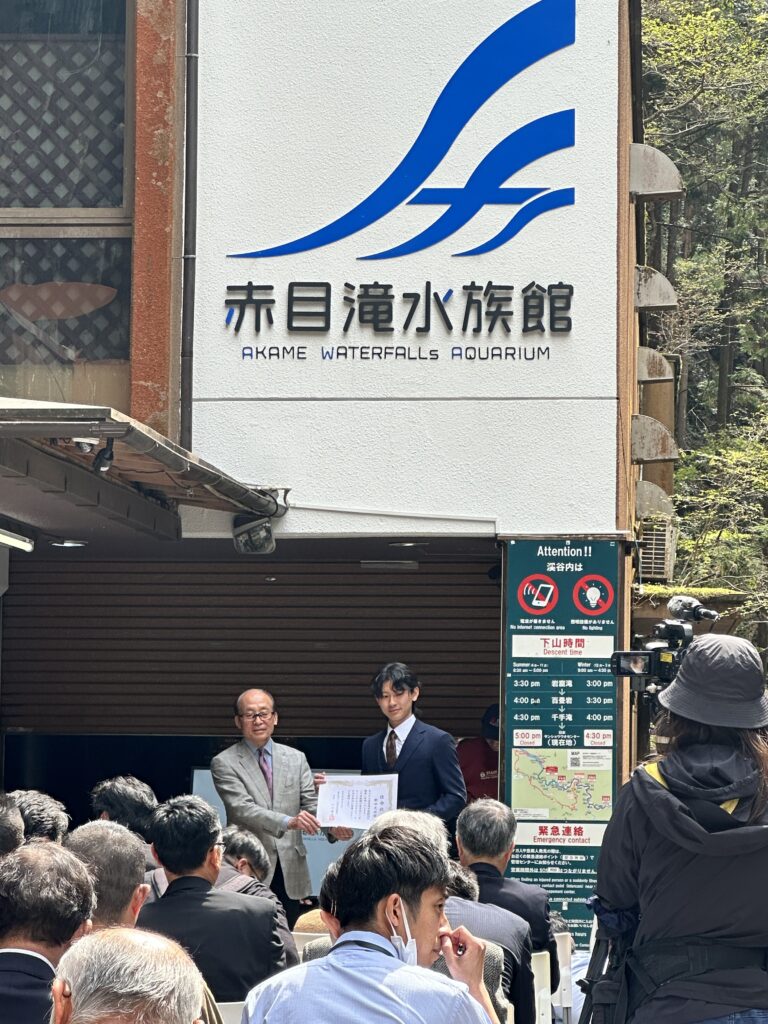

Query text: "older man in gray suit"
[211, 689, 351, 927]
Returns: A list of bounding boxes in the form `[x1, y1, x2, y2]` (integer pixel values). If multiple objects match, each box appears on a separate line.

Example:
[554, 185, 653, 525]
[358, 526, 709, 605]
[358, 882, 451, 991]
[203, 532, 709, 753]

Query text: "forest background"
[641, 0, 768, 640]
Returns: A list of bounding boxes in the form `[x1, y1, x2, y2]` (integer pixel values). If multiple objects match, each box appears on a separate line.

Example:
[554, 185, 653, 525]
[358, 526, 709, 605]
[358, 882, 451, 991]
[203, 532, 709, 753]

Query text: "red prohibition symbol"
[573, 575, 615, 616]
[518, 573, 559, 616]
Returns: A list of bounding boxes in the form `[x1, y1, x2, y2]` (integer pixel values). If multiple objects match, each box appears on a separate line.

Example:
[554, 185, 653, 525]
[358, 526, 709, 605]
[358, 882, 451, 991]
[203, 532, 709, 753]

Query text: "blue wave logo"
[231, 0, 576, 261]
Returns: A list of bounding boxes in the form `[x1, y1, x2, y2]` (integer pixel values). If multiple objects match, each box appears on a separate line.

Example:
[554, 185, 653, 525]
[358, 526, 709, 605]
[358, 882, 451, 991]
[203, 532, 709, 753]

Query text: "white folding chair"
[217, 1002, 244, 1024]
[531, 950, 552, 1024]
[291, 930, 324, 955]
[551, 932, 574, 1024]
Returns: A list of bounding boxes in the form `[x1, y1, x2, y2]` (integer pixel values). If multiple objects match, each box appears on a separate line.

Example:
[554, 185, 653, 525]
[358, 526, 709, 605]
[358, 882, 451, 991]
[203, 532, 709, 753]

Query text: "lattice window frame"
[0, 226, 132, 365]
[0, 3, 134, 382]
[0, 2, 134, 226]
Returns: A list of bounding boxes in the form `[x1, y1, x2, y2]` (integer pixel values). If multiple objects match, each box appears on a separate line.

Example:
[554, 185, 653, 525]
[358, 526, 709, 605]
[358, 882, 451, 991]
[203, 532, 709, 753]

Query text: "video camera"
[610, 595, 719, 696]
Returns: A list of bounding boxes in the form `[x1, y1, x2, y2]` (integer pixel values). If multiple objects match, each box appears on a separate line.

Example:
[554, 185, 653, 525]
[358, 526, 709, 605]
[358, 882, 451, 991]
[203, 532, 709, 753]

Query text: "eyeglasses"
[238, 711, 275, 722]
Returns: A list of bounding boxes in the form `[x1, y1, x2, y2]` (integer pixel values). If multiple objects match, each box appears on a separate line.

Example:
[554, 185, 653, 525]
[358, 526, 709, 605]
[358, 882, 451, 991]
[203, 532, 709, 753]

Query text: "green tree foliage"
[642, 1, 768, 632]
[674, 403, 768, 624]
[643, 0, 768, 438]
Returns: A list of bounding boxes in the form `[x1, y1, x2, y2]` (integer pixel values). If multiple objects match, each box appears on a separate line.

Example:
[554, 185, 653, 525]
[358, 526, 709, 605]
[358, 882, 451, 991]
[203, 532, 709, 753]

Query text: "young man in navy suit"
[361, 663, 466, 829]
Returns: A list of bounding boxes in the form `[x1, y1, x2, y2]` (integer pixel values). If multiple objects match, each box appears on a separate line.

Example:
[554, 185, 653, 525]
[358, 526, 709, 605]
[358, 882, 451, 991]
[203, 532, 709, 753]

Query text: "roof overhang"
[0, 399, 285, 546]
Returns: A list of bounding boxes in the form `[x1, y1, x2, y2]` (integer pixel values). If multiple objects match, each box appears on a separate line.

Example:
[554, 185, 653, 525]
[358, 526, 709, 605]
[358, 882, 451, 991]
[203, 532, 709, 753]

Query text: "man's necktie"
[258, 747, 273, 799]
[386, 729, 397, 769]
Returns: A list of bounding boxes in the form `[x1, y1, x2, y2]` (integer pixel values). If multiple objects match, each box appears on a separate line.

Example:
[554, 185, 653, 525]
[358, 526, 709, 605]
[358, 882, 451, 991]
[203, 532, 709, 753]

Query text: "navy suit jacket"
[361, 719, 466, 824]
[0, 950, 55, 1024]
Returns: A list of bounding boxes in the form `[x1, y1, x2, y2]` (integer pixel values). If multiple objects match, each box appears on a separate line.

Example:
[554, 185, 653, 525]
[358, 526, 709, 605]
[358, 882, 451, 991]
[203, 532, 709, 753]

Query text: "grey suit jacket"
[446, 895, 534, 1024]
[211, 739, 317, 899]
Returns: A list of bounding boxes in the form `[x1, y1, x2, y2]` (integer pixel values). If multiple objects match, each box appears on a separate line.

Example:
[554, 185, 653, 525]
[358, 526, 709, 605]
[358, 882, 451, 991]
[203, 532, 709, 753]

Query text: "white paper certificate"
[316, 774, 398, 828]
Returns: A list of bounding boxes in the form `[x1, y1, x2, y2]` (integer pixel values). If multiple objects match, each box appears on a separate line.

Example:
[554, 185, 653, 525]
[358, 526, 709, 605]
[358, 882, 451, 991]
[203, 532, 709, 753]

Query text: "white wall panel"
[193, 0, 620, 535]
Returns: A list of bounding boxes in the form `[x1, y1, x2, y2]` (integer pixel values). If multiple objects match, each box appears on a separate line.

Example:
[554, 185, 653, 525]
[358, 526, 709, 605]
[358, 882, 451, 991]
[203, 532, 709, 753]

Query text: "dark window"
[0, 0, 127, 208]
[0, 236, 131, 365]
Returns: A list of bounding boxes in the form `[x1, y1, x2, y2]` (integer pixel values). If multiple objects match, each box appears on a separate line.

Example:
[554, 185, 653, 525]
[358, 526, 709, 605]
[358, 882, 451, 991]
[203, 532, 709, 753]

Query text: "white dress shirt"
[243, 930, 491, 1024]
[0, 948, 55, 972]
[382, 713, 417, 760]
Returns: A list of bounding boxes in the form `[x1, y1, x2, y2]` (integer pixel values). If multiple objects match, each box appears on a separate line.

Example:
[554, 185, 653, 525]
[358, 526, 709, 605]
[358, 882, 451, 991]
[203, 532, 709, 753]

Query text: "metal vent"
[641, 519, 678, 582]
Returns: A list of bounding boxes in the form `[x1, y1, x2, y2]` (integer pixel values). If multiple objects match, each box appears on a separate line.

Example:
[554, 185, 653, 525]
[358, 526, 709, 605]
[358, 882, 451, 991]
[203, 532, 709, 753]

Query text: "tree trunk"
[676, 351, 689, 448]
[716, 325, 733, 428]
[715, 137, 747, 429]
[666, 200, 680, 285]
[648, 205, 663, 271]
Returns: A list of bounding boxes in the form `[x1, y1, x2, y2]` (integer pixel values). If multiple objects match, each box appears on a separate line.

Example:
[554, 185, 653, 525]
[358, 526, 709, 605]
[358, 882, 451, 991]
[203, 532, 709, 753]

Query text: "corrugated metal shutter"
[1, 559, 501, 736]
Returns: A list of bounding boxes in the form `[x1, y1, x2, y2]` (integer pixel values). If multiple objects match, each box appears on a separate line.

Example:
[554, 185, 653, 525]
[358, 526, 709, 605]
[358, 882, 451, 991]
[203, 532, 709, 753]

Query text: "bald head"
[52, 927, 204, 1024]
[233, 688, 276, 716]
[233, 689, 279, 748]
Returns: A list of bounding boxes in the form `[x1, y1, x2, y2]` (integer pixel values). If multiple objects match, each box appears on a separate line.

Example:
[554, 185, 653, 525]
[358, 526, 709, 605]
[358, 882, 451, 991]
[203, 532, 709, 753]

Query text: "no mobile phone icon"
[532, 583, 554, 607]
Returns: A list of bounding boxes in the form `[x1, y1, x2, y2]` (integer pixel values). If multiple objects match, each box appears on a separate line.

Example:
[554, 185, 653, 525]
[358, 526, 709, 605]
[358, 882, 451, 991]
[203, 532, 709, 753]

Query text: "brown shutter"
[1, 559, 501, 736]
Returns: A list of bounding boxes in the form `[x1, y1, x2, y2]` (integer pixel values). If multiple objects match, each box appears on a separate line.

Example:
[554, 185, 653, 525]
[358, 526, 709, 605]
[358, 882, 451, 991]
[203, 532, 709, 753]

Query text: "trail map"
[512, 748, 612, 821]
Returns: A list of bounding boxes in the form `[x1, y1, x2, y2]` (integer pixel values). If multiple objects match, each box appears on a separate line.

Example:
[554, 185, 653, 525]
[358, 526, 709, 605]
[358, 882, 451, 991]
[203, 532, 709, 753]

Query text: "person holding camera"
[595, 633, 768, 1024]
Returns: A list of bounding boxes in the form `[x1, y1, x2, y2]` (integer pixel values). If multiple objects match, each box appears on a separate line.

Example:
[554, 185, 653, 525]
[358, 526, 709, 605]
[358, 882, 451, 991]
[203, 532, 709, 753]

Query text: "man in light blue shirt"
[242, 825, 497, 1024]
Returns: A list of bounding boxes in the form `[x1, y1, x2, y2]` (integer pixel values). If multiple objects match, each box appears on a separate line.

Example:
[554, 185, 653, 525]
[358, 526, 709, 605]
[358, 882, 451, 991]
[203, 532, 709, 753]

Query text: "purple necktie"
[258, 747, 273, 799]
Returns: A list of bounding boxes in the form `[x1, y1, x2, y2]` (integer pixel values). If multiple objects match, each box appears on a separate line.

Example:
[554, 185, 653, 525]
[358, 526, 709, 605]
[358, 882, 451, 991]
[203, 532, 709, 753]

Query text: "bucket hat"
[658, 633, 768, 729]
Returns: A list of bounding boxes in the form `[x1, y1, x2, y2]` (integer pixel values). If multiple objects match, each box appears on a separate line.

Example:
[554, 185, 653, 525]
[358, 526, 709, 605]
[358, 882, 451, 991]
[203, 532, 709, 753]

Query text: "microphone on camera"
[666, 595, 719, 622]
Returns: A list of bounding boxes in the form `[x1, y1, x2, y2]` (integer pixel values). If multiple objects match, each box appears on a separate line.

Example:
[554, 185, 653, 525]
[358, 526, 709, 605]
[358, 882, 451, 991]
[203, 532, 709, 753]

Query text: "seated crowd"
[0, 777, 563, 1024]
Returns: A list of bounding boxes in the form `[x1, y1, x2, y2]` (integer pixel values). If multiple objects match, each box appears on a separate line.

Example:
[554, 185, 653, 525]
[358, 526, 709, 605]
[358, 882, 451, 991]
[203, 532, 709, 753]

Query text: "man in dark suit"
[90, 774, 158, 871]
[0, 843, 95, 1024]
[66, 817, 223, 1022]
[361, 662, 466, 828]
[8, 789, 69, 843]
[137, 794, 286, 1002]
[457, 797, 559, 993]
[66, 820, 151, 929]
[445, 860, 535, 1024]
[146, 824, 299, 966]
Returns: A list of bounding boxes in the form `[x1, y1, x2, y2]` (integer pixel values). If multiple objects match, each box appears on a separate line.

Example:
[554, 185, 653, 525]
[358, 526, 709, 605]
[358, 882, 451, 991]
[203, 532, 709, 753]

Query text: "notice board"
[501, 537, 620, 946]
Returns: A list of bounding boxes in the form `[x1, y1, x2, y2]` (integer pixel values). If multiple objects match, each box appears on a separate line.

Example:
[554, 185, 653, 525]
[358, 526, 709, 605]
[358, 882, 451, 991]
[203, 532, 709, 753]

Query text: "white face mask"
[387, 898, 418, 966]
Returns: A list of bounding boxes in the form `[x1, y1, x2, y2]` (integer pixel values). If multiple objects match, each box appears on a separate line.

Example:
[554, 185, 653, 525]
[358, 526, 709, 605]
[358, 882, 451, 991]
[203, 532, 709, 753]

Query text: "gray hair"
[368, 809, 450, 857]
[55, 927, 203, 1024]
[456, 799, 517, 858]
[0, 795, 24, 855]
[445, 860, 480, 901]
[65, 821, 146, 927]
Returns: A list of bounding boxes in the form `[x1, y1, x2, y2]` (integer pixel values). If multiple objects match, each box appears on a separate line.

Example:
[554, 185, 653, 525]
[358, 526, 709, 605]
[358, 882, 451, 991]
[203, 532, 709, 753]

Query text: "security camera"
[232, 515, 276, 555]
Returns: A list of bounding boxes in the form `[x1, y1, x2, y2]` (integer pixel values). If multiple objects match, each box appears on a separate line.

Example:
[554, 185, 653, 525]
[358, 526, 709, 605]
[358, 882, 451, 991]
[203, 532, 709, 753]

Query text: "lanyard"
[330, 939, 397, 959]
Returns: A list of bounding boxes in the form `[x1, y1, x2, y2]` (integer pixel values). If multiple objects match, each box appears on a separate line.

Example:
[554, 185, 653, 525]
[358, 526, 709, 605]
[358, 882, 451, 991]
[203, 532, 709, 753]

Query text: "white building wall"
[192, 0, 620, 538]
